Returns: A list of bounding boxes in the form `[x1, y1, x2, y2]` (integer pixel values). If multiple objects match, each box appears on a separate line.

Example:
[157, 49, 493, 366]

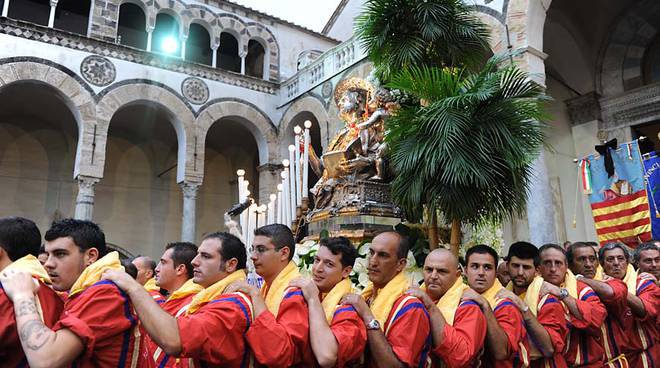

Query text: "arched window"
[217, 32, 240, 73]
[186, 23, 212, 66]
[54, 0, 90, 35]
[152, 13, 180, 55]
[245, 40, 265, 79]
[117, 3, 147, 49]
[8, 0, 50, 26]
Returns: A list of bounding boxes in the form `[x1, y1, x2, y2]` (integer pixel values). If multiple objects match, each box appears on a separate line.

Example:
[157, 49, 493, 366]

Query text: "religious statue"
[307, 77, 398, 216]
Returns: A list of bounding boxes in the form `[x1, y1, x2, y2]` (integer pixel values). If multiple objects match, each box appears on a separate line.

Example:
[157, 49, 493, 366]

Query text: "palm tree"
[355, 0, 490, 80]
[385, 56, 548, 254]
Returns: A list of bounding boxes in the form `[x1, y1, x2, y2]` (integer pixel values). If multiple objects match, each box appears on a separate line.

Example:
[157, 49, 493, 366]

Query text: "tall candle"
[303, 121, 311, 198]
[276, 184, 283, 224]
[281, 163, 290, 226]
[287, 145, 297, 222]
[268, 194, 276, 224]
[236, 169, 245, 230]
[258, 205, 267, 228]
[294, 126, 303, 206]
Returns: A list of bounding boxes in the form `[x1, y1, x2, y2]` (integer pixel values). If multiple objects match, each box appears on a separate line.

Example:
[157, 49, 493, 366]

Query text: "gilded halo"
[333, 77, 375, 106]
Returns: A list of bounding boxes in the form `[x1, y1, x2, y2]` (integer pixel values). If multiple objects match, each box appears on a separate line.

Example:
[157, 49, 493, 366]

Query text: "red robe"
[367, 294, 431, 368]
[160, 291, 254, 368]
[329, 304, 368, 367]
[530, 296, 569, 368]
[143, 292, 198, 368]
[54, 280, 138, 368]
[478, 298, 528, 368]
[565, 281, 607, 368]
[599, 277, 659, 367]
[0, 280, 64, 367]
[431, 300, 487, 368]
[247, 287, 314, 367]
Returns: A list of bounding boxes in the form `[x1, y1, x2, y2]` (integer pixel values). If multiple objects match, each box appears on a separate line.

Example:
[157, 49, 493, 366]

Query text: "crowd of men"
[0, 216, 659, 368]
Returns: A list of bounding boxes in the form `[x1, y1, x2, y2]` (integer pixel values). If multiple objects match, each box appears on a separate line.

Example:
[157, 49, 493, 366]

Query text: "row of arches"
[0, 59, 325, 255]
[1, 0, 275, 80]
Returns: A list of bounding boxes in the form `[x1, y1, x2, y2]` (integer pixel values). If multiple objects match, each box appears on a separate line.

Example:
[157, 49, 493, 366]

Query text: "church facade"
[0, 0, 657, 257]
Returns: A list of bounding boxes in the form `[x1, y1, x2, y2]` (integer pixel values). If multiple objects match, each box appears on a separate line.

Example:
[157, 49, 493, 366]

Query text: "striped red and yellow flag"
[591, 190, 653, 246]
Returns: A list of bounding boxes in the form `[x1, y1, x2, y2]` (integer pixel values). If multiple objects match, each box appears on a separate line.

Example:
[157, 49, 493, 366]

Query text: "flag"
[583, 140, 652, 247]
[641, 151, 660, 240]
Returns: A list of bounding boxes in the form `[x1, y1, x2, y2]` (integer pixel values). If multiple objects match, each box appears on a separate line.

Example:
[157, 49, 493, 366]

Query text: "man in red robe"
[578, 242, 659, 368]
[342, 231, 431, 368]
[0, 216, 64, 367]
[407, 248, 487, 368]
[227, 224, 313, 367]
[0, 218, 138, 367]
[461, 244, 528, 368]
[541, 243, 607, 368]
[141, 241, 201, 367]
[497, 242, 569, 368]
[632, 242, 660, 364]
[288, 236, 367, 367]
[103, 231, 254, 368]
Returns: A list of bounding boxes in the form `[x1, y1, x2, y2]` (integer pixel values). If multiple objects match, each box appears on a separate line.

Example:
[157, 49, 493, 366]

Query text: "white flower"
[358, 272, 369, 288]
[296, 240, 316, 256]
[409, 270, 424, 286]
[358, 243, 370, 256]
[353, 257, 368, 274]
[405, 250, 418, 270]
[293, 252, 301, 267]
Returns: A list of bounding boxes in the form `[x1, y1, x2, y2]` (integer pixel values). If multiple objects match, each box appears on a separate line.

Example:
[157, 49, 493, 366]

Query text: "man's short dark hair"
[566, 242, 597, 266]
[203, 232, 247, 270]
[376, 231, 409, 260]
[632, 242, 659, 266]
[0, 216, 42, 261]
[165, 242, 198, 278]
[465, 244, 499, 266]
[121, 259, 138, 279]
[254, 224, 295, 261]
[538, 243, 567, 263]
[598, 242, 630, 264]
[320, 236, 358, 268]
[134, 255, 156, 274]
[506, 241, 539, 266]
[44, 219, 107, 256]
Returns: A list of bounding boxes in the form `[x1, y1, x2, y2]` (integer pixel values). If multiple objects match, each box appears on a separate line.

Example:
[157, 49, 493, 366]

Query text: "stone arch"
[598, 0, 660, 96]
[196, 99, 277, 174]
[181, 5, 220, 45]
[279, 96, 331, 150]
[474, 11, 508, 55]
[0, 58, 98, 179]
[217, 14, 249, 51]
[96, 82, 195, 182]
[246, 23, 280, 81]
[505, 0, 552, 85]
[148, 0, 187, 31]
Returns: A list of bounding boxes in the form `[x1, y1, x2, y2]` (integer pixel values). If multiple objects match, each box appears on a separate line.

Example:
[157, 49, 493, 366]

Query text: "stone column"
[74, 175, 100, 221]
[180, 182, 200, 242]
[211, 41, 219, 68]
[2, 0, 10, 17]
[240, 51, 247, 75]
[526, 150, 558, 245]
[257, 163, 281, 205]
[180, 34, 188, 60]
[146, 26, 154, 52]
[48, 0, 58, 28]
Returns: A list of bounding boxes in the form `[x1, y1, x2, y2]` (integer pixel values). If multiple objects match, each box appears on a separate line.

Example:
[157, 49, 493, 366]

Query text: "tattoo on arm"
[19, 319, 51, 351]
[16, 299, 38, 318]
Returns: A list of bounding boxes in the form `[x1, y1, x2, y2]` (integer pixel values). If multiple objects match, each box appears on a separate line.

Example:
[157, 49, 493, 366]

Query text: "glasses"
[251, 245, 281, 254]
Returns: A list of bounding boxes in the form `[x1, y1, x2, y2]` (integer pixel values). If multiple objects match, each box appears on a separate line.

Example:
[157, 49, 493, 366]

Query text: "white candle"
[236, 169, 245, 230]
[294, 126, 303, 206]
[249, 203, 258, 244]
[268, 194, 276, 224]
[276, 184, 283, 224]
[281, 161, 290, 226]
[303, 121, 311, 198]
[258, 205, 267, 228]
[287, 145, 297, 221]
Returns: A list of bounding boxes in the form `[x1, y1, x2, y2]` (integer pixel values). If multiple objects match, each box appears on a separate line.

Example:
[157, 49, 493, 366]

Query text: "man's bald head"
[132, 255, 156, 285]
[423, 248, 461, 300]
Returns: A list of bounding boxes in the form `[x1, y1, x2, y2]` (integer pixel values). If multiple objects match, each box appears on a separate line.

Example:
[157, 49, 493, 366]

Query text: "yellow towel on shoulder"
[168, 278, 203, 301]
[261, 261, 300, 315]
[361, 271, 410, 328]
[321, 278, 353, 323]
[422, 278, 468, 325]
[481, 279, 504, 309]
[144, 277, 159, 292]
[4, 255, 51, 284]
[563, 269, 579, 298]
[187, 270, 246, 314]
[594, 264, 637, 293]
[69, 251, 123, 297]
[506, 276, 544, 316]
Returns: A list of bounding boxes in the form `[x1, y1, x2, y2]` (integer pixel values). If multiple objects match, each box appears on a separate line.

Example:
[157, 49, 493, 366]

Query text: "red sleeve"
[536, 296, 568, 353]
[177, 295, 250, 364]
[493, 299, 526, 360]
[600, 279, 628, 317]
[54, 281, 136, 359]
[0, 290, 18, 351]
[386, 297, 431, 367]
[572, 283, 607, 333]
[330, 305, 367, 368]
[636, 277, 660, 322]
[432, 301, 486, 368]
[246, 288, 309, 368]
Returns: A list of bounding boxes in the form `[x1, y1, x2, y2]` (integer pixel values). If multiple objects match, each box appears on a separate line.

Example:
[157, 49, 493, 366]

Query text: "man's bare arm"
[626, 293, 647, 318]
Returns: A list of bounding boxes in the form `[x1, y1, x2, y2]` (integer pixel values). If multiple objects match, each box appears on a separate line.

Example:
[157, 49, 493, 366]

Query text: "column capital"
[49, 0, 58, 6]
[180, 181, 200, 199]
[257, 163, 283, 173]
[146, 25, 155, 33]
[239, 50, 248, 58]
[77, 175, 100, 193]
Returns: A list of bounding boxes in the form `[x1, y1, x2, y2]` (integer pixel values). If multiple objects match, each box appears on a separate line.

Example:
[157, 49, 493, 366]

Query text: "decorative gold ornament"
[334, 77, 375, 106]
